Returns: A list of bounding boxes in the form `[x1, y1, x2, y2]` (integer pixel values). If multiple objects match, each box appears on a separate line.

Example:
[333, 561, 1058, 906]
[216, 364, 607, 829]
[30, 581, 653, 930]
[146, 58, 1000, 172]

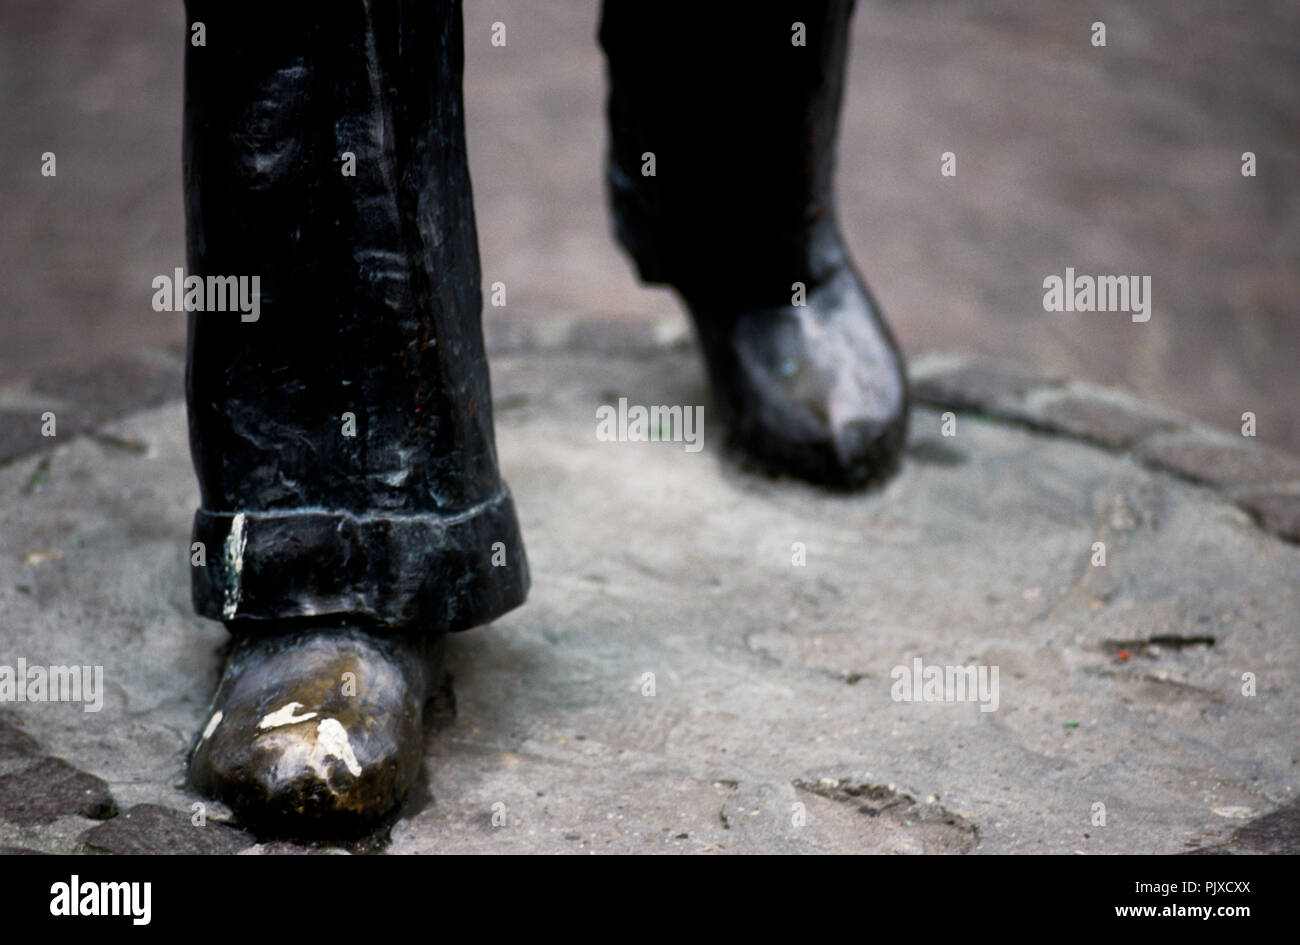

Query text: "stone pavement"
[0, 327, 1296, 854]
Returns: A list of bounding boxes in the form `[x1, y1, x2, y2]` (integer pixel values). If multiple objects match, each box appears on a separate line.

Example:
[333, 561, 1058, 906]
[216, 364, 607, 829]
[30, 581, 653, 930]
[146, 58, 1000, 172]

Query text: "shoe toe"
[712, 266, 908, 488]
[190, 629, 427, 835]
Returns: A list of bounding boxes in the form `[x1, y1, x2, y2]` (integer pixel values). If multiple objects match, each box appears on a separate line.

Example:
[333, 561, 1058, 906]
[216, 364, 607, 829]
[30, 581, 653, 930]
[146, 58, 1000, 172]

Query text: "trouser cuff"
[190, 489, 529, 633]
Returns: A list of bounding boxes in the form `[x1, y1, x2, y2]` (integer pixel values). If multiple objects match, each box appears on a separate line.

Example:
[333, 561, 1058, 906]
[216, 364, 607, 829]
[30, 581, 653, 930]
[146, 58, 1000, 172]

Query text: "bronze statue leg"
[182, 0, 526, 834]
[600, 0, 909, 487]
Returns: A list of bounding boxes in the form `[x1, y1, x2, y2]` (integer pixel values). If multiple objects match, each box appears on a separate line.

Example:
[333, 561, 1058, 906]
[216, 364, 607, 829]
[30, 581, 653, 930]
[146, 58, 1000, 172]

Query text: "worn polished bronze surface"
[190, 627, 443, 835]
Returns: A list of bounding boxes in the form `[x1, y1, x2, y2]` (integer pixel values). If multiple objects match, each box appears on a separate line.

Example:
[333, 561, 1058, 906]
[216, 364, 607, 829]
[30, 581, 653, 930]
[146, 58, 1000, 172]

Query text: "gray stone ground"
[0, 331, 1296, 854]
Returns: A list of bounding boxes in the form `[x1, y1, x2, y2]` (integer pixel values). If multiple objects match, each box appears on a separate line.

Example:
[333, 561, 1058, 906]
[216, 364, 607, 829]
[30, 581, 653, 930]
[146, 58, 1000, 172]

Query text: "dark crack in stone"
[791, 778, 979, 854]
[1235, 490, 1300, 543]
[1035, 392, 1182, 450]
[907, 437, 968, 467]
[912, 361, 1062, 413]
[1140, 434, 1300, 490]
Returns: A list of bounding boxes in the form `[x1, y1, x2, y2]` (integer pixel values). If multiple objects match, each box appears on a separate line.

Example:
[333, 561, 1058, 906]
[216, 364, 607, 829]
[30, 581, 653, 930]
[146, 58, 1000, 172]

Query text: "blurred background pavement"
[2, 0, 1297, 447]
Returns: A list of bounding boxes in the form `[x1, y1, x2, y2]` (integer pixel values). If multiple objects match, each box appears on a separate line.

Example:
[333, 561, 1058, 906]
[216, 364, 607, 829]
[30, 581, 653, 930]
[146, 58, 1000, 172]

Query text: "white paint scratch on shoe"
[316, 718, 362, 777]
[258, 701, 318, 730]
[201, 710, 223, 740]
[221, 512, 247, 619]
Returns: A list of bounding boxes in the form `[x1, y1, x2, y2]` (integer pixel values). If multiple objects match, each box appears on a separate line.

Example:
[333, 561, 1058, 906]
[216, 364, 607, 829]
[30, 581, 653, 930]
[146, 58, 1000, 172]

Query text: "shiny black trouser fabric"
[600, 1, 857, 308]
[184, 0, 527, 633]
[183, 1, 853, 634]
